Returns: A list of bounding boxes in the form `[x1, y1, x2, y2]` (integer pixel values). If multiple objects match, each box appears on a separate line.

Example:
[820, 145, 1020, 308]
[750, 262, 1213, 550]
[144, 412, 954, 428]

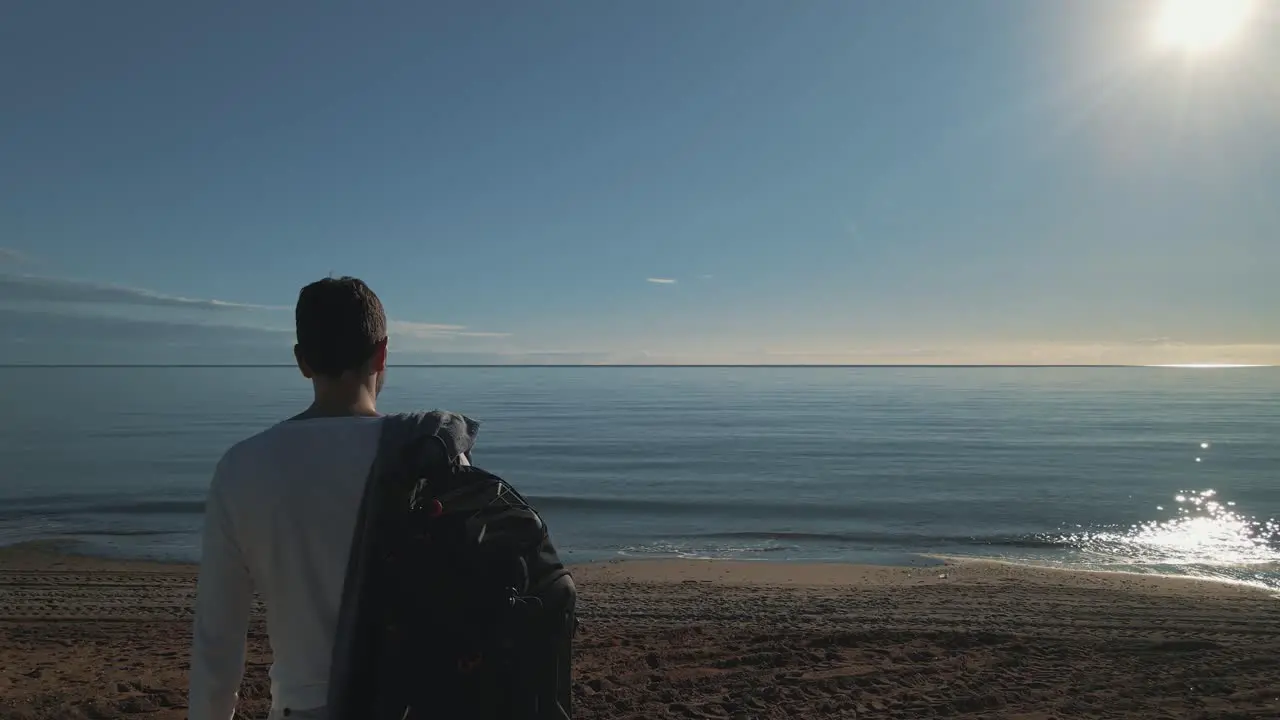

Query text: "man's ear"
[370, 338, 389, 373]
[294, 344, 314, 379]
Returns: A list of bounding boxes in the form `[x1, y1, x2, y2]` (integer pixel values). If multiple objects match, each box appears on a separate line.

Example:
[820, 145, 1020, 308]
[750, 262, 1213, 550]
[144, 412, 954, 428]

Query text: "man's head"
[293, 276, 388, 397]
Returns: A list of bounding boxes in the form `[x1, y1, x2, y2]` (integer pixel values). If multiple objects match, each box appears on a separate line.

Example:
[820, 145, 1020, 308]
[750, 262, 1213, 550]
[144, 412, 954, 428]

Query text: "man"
[189, 277, 417, 720]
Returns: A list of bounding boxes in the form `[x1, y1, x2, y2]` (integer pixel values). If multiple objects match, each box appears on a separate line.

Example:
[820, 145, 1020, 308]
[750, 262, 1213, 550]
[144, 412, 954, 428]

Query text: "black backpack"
[327, 412, 577, 720]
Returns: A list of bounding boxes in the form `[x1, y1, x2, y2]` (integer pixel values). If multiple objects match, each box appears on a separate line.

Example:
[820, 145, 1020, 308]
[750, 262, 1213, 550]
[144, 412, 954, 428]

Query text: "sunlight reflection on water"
[1018, 487, 1280, 591]
[1050, 489, 1280, 567]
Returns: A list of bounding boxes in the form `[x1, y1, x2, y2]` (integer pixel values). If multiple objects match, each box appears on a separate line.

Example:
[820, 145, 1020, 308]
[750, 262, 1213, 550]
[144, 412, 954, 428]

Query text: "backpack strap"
[326, 410, 480, 720]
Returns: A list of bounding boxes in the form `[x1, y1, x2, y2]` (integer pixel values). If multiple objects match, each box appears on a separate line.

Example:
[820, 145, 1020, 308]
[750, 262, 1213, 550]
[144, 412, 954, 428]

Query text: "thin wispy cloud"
[388, 320, 510, 340]
[0, 306, 287, 342]
[0, 273, 285, 311]
[0, 273, 510, 346]
[1132, 337, 1180, 346]
[0, 248, 28, 265]
[0, 307, 294, 365]
[388, 321, 466, 334]
[646, 277, 677, 285]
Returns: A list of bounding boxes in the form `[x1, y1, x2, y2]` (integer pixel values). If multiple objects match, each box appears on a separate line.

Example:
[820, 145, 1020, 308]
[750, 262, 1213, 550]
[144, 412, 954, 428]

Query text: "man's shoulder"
[218, 420, 289, 462]
[210, 423, 285, 493]
[216, 417, 385, 478]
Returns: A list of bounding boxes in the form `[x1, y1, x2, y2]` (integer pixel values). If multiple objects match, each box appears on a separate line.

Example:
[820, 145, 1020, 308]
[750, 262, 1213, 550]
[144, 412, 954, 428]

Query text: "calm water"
[1, 367, 1278, 589]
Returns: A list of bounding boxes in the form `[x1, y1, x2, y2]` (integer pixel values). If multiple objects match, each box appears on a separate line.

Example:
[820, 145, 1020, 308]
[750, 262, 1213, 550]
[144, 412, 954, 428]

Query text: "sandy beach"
[2, 543, 1279, 719]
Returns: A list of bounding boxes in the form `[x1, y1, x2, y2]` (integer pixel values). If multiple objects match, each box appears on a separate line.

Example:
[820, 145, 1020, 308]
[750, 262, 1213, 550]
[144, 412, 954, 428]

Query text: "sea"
[1, 366, 1278, 590]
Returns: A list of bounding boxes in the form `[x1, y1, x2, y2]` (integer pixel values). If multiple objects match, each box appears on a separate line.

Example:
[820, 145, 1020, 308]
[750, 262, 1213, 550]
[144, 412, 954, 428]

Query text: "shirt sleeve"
[188, 456, 254, 720]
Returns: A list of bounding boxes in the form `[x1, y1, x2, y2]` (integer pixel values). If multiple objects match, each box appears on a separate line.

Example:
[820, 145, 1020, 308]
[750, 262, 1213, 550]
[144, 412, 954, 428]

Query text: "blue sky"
[2, 0, 1277, 365]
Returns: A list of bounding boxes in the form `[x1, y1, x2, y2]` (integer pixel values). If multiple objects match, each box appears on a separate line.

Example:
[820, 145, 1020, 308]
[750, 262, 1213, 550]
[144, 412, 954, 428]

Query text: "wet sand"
[3, 542, 1280, 719]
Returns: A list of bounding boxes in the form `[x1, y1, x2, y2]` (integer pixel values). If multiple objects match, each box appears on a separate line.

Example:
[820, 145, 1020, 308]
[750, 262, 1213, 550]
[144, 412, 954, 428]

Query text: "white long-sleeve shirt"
[188, 416, 387, 720]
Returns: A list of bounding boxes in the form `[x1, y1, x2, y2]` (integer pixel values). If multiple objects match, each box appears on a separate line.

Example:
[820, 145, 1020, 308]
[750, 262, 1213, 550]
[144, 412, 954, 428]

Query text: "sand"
[3, 543, 1280, 719]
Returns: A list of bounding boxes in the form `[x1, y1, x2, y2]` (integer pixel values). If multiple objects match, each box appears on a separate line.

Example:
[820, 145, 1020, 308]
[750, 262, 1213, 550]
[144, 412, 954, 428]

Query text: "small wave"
[617, 539, 799, 560]
[78, 529, 186, 538]
[0, 497, 205, 519]
[93, 500, 206, 515]
[965, 536, 1079, 550]
[680, 530, 1067, 550]
[3, 494, 884, 520]
[528, 495, 884, 519]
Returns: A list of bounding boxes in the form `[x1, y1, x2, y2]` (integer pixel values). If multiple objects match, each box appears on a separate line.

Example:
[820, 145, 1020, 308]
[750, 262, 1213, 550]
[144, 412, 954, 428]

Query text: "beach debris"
[938, 573, 949, 580]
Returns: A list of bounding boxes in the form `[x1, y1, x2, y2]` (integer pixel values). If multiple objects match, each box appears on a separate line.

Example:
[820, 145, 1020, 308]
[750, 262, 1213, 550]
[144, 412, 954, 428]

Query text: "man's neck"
[290, 386, 380, 421]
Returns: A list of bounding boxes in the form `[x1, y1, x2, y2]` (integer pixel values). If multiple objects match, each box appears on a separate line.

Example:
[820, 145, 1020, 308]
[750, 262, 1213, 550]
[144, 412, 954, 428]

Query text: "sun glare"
[1152, 0, 1255, 54]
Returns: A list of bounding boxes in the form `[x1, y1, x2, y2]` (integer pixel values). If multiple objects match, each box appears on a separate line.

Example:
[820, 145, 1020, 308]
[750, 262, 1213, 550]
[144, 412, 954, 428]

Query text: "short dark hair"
[295, 276, 387, 378]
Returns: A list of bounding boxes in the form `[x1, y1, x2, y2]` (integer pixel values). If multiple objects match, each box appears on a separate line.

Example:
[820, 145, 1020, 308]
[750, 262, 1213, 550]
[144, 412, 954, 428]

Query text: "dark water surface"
[2, 366, 1277, 588]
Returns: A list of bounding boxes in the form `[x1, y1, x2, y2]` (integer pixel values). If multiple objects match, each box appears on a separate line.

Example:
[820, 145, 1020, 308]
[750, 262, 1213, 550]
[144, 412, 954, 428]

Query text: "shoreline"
[4, 543, 1280, 718]
[4, 538, 1276, 597]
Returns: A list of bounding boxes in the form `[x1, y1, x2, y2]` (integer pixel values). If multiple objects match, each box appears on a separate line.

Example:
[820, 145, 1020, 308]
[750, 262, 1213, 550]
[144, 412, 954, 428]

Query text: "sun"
[1152, 0, 1255, 54]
